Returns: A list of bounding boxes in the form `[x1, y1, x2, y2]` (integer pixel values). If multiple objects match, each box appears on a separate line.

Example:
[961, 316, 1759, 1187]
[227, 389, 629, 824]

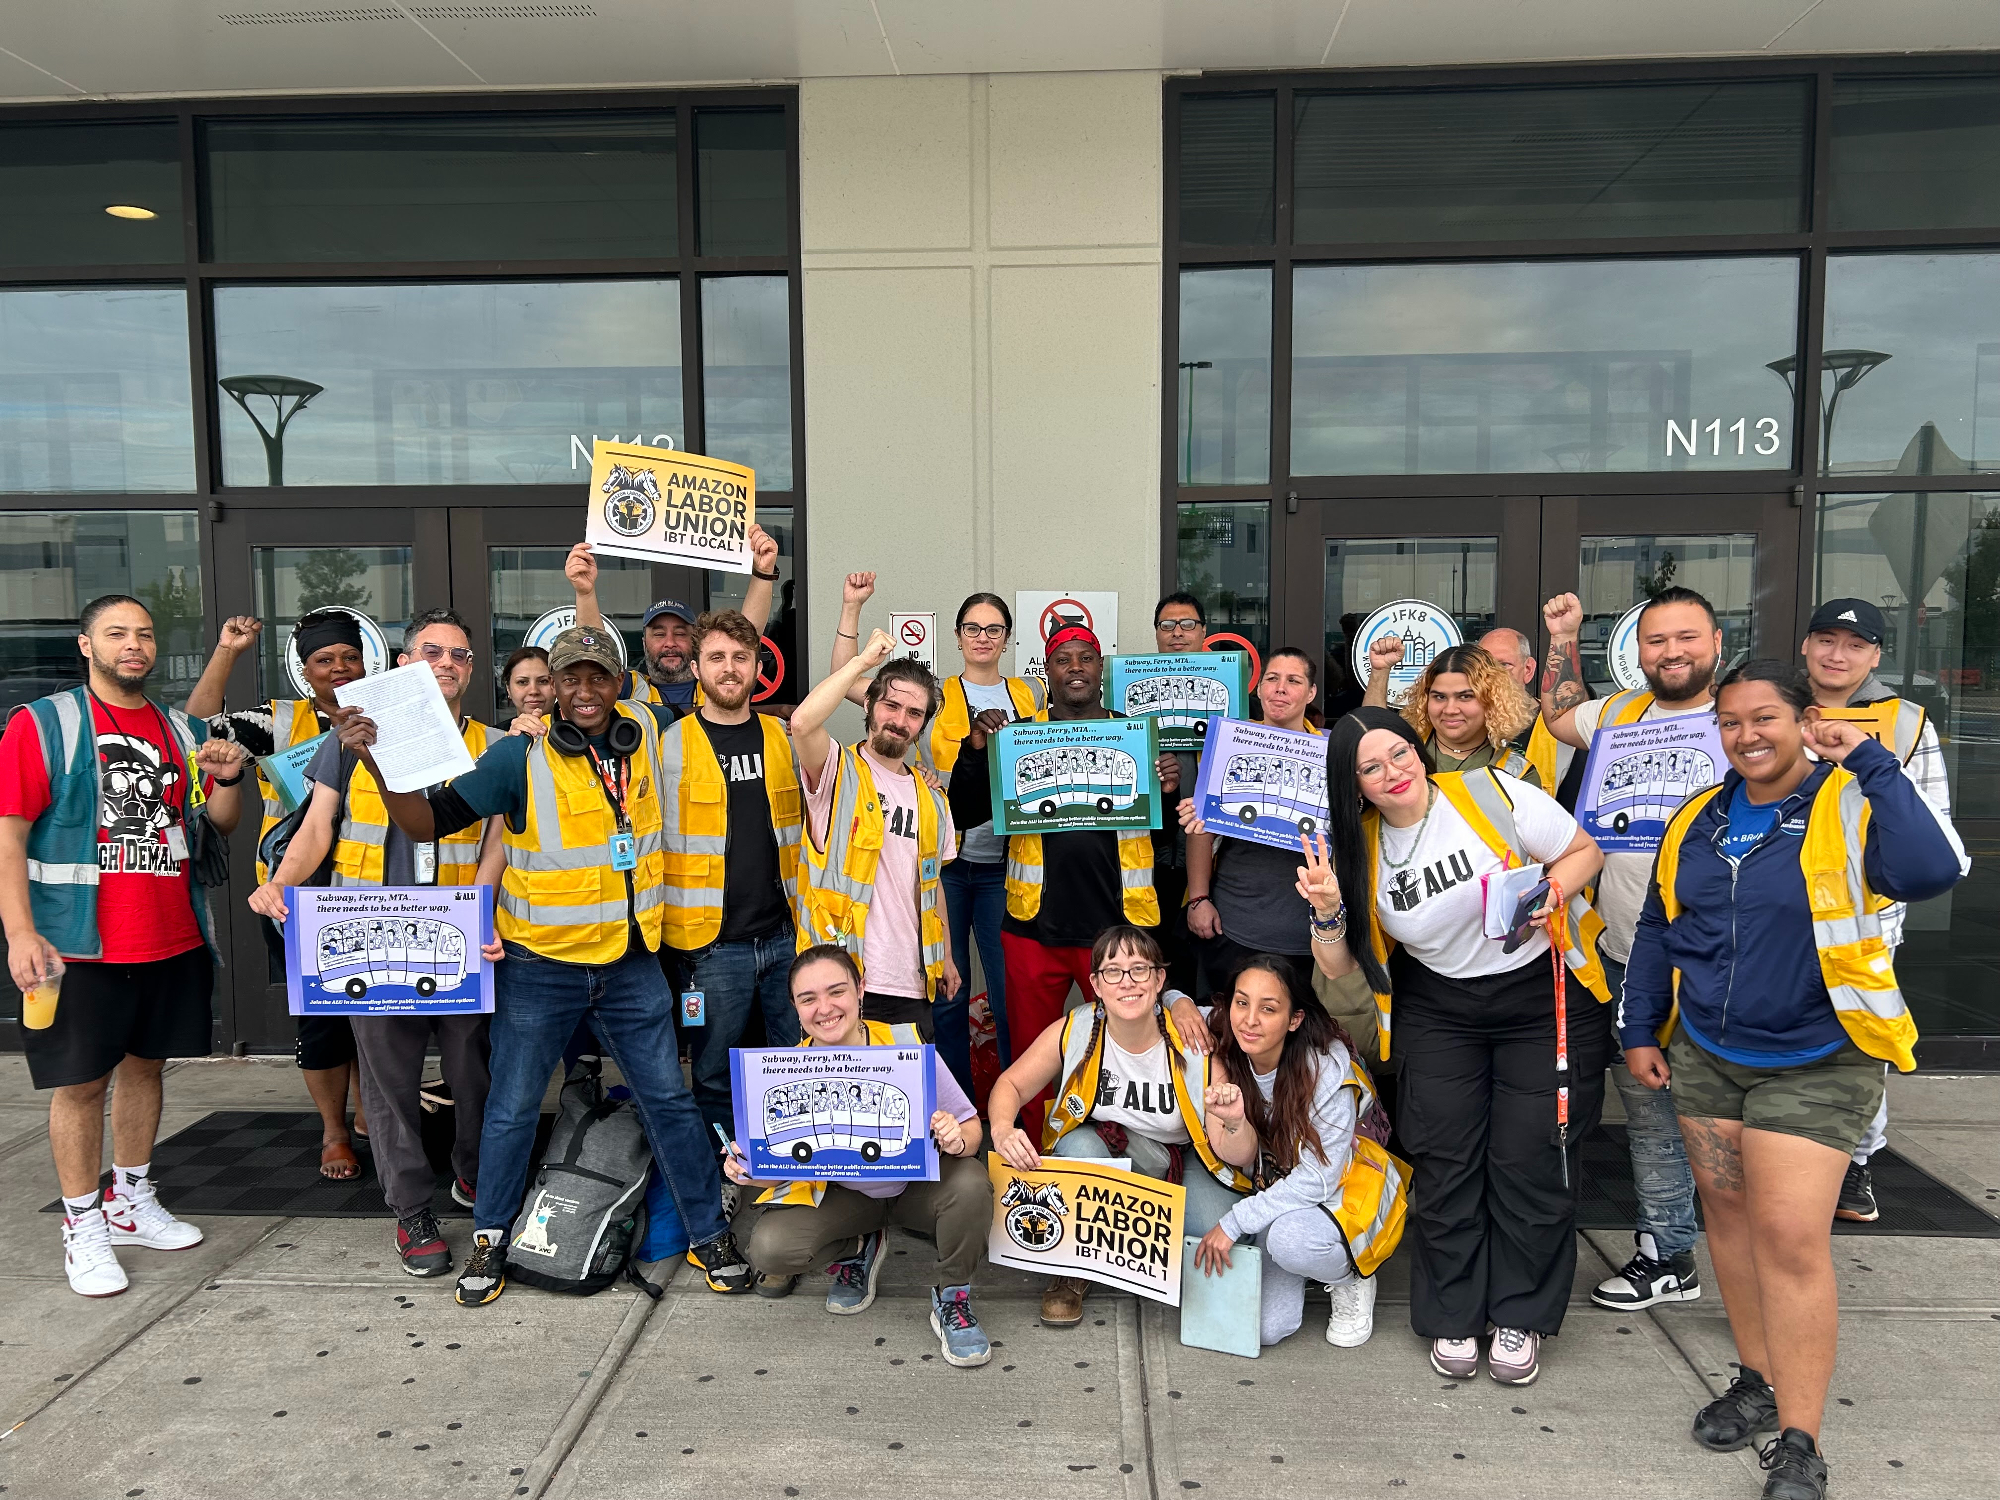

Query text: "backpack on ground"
[505, 1062, 662, 1298]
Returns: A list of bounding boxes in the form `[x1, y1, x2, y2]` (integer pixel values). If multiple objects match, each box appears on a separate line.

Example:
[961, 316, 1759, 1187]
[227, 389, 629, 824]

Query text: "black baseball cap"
[1806, 598, 1887, 646]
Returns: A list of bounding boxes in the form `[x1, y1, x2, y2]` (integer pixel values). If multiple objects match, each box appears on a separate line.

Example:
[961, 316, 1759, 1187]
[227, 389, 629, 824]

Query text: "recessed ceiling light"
[104, 204, 157, 220]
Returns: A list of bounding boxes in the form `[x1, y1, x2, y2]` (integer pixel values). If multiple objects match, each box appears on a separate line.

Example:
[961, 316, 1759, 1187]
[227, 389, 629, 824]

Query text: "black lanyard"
[586, 744, 632, 833]
[89, 690, 189, 823]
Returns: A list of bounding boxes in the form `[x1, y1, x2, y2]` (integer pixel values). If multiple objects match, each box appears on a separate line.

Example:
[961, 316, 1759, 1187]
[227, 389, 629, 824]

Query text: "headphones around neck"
[548, 711, 643, 759]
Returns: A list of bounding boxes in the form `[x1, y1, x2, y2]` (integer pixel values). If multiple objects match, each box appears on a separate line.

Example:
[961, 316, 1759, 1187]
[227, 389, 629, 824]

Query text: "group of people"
[1, 543, 1966, 1500]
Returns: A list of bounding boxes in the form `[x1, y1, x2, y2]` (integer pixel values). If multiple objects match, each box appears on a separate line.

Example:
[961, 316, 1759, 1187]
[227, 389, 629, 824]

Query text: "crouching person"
[728, 945, 995, 1367]
[1192, 955, 1410, 1348]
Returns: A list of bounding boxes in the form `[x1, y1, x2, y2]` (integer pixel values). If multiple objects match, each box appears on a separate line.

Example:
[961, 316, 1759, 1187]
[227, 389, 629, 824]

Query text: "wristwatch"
[752, 566, 779, 581]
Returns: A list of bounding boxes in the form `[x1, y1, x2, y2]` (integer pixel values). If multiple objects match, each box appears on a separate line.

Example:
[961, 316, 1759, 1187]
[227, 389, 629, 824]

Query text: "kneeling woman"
[727, 946, 994, 1368]
[989, 926, 1250, 1329]
[1193, 956, 1410, 1348]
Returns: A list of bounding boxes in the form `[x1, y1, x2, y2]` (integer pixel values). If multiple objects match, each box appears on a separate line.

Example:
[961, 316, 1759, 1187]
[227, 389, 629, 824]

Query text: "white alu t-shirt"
[1373, 774, 1580, 980]
[1570, 694, 1717, 963]
[1090, 1034, 1192, 1144]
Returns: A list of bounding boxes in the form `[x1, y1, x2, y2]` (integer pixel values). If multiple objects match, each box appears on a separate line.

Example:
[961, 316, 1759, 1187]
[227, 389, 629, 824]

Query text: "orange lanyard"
[1549, 891, 1570, 1186]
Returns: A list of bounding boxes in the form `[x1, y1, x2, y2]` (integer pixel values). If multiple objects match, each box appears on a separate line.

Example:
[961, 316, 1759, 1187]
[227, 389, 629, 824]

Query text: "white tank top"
[1090, 1035, 1191, 1145]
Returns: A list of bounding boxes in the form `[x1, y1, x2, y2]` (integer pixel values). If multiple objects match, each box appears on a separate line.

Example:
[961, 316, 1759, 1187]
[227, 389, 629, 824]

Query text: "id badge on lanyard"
[414, 842, 438, 885]
[610, 831, 637, 871]
[591, 745, 637, 871]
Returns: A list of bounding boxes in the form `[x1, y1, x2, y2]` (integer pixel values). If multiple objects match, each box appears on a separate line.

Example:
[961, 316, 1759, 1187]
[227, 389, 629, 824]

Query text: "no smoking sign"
[889, 611, 935, 671]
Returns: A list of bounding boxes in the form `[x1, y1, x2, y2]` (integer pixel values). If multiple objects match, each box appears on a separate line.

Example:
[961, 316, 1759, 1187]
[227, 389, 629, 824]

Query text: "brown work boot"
[1040, 1276, 1088, 1327]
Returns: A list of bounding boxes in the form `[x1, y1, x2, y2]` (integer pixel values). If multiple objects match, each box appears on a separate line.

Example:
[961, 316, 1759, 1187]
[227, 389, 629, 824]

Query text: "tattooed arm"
[1539, 593, 1592, 748]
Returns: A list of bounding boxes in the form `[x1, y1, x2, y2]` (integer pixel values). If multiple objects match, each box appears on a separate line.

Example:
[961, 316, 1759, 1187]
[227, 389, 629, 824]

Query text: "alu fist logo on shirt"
[1385, 849, 1477, 913]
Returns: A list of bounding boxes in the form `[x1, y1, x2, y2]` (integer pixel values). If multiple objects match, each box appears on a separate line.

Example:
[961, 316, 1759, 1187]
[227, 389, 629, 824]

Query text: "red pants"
[1000, 932, 1096, 1135]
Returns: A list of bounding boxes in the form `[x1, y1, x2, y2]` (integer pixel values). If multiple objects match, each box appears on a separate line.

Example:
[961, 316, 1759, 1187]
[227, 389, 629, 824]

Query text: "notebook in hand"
[1179, 1238, 1261, 1359]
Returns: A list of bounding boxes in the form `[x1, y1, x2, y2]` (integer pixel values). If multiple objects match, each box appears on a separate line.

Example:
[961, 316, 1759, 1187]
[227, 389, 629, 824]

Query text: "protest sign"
[1106, 652, 1249, 751]
[1192, 718, 1330, 852]
[256, 730, 329, 817]
[285, 606, 386, 698]
[986, 1155, 1186, 1306]
[729, 1045, 938, 1184]
[889, 611, 936, 671]
[284, 886, 492, 1016]
[1014, 590, 1118, 684]
[1576, 714, 1726, 853]
[582, 439, 755, 575]
[990, 717, 1160, 834]
[1351, 599, 1462, 705]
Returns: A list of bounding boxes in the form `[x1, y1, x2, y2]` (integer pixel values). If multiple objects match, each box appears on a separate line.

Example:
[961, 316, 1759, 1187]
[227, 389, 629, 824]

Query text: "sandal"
[320, 1141, 361, 1180]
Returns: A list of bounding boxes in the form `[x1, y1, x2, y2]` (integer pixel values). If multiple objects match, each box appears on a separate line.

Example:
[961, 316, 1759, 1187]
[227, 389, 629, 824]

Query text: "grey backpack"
[505, 1063, 663, 1299]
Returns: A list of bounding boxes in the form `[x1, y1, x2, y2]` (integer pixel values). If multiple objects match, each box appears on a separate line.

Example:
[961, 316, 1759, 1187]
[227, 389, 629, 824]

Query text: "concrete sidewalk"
[1, 1054, 1994, 1500]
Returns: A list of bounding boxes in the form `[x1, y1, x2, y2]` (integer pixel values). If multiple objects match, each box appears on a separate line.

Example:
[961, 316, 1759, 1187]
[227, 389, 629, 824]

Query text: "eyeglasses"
[417, 643, 475, 666]
[1157, 619, 1206, 636]
[958, 622, 1008, 641]
[1356, 743, 1421, 783]
[1096, 962, 1161, 985]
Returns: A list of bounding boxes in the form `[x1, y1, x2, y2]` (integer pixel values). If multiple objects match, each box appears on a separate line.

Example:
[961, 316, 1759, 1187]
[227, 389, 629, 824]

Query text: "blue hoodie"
[1620, 737, 1966, 1065]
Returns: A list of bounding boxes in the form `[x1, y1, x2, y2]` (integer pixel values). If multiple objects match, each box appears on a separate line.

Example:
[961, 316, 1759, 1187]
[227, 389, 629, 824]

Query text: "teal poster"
[989, 718, 1161, 834]
[1104, 652, 1249, 751]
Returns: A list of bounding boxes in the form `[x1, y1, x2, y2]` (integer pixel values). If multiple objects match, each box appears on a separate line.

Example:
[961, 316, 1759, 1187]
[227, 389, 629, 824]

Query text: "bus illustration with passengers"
[1592, 746, 1720, 832]
[311, 917, 468, 999]
[1119, 673, 1232, 737]
[762, 1078, 914, 1163]
[1011, 745, 1141, 816]
[1219, 753, 1330, 838]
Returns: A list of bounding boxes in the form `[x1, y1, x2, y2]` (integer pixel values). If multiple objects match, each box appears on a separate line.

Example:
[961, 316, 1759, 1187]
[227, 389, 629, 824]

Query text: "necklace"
[1379, 783, 1436, 870]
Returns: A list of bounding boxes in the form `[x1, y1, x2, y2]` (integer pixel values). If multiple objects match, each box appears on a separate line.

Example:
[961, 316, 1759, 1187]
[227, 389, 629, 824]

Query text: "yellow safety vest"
[1257, 1046, 1411, 1279]
[1653, 772, 1919, 1073]
[795, 746, 948, 992]
[926, 675, 1042, 781]
[756, 1020, 930, 1209]
[255, 698, 326, 885]
[1045, 1002, 1253, 1194]
[331, 718, 491, 887]
[623, 670, 705, 710]
[1360, 768, 1611, 1061]
[658, 712, 802, 951]
[1601, 687, 1657, 727]
[1828, 695, 1928, 766]
[496, 702, 667, 964]
[1429, 736, 1535, 786]
[1002, 710, 1160, 929]
[1523, 716, 1562, 791]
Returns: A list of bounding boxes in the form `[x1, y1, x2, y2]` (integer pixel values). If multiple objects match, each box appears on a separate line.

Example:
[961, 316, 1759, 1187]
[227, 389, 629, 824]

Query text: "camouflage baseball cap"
[547, 625, 623, 676]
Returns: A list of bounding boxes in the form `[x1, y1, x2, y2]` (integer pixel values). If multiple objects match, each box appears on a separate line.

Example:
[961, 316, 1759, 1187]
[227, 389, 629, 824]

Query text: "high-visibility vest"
[623, 670, 704, 710]
[925, 675, 1041, 782]
[795, 746, 948, 992]
[1601, 687, 1657, 727]
[756, 1020, 929, 1208]
[331, 717, 491, 887]
[1523, 716, 1562, 790]
[658, 712, 802, 951]
[1430, 736, 1534, 785]
[255, 698, 326, 884]
[496, 702, 667, 964]
[1653, 773, 1920, 1073]
[1045, 1002, 1253, 1194]
[1002, 710, 1160, 929]
[1360, 768, 1612, 1061]
[1834, 695, 1928, 765]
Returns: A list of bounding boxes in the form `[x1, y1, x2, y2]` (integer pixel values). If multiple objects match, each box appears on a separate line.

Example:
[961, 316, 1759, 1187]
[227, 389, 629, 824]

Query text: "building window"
[701, 275, 794, 490]
[1177, 269, 1271, 486]
[1576, 533, 1756, 692]
[250, 545, 413, 698]
[1829, 77, 2000, 233]
[696, 109, 788, 257]
[0, 121, 182, 267]
[1178, 94, 1275, 247]
[1176, 501, 1271, 656]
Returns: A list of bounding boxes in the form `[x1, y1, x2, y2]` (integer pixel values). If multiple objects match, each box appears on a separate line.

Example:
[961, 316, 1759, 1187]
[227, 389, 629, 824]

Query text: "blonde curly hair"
[1401, 644, 1537, 750]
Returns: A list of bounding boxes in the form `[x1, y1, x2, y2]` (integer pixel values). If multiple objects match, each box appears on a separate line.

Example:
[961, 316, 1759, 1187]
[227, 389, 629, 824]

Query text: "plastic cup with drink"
[23, 954, 64, 1031]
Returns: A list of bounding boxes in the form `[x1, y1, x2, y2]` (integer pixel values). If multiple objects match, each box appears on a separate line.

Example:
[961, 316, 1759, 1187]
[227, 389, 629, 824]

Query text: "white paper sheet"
[334, 661, 476, 793]
[1482, 863, 1546, 940]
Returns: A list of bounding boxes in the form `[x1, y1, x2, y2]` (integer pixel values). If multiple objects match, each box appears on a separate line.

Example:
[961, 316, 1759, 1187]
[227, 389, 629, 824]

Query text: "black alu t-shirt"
[692, 713, 792, 943]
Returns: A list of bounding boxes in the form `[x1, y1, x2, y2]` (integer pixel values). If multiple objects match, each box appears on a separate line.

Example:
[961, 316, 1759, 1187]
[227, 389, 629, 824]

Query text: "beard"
[648, 651, 694, 684]
[89, 647, 152, 694]
[1643, 654, 1718, 703]
[703, 674, 752, 710]
[867, 725, 913, 761]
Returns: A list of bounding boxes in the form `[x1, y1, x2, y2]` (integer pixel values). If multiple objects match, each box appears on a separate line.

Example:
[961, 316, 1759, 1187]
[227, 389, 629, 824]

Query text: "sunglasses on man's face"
[416, 643, 475, 666]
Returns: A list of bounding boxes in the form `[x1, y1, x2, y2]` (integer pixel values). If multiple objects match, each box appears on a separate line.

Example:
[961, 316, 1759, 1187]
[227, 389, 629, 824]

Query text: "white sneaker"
[63, 1209, 130, 1297]
[1325, 1275, 1377, 1347]
[104, 1181, 204, 1251]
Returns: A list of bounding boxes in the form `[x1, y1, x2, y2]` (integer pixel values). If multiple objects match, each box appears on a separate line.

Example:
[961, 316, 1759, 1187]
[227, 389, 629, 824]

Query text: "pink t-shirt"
[804, 742, 957, 999]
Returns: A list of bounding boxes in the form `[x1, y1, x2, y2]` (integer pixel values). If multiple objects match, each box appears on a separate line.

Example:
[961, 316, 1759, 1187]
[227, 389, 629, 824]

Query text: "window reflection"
[489, 546, 652, 705]
[0, 122, 182, 266]
[701, 277, 792, 490]
[250, 546, 412, 697]
[1292, 258, 1798, 476]
[696, 110, 787, 257]
[1178, 270, 1270, 485]
[1323, 536, 1497, 714]
[1177, 502, 1271, 656]
[710, 506, 797, 700]
[1830, 78, 2000, 234]
[213, 281, 683, 487]
[0, 288, 194, 494]
[1577, 533, 1755, 692]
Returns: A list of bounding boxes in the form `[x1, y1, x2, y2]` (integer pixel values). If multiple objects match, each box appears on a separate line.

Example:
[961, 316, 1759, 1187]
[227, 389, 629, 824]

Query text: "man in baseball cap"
[547, 623, 626, 677]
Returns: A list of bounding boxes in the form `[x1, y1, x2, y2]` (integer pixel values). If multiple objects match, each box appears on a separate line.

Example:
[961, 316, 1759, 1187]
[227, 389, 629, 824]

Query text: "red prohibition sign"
[753, 635, 785, 702]
[900, 618, 927, 646]
[1040, 597, 1092, 643]
[1204, 632, 1262, 682]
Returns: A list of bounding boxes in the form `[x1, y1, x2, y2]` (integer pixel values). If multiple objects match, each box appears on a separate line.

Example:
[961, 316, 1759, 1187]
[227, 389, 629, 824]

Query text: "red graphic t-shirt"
[0, 696, 204, 964]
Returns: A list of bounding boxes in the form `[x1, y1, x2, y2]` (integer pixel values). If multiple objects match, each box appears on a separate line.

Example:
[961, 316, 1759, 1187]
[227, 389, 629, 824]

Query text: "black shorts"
[23, 945, 215, 1089]
[862, 991, 936, 1042]
[296, 1014, 358, 1071]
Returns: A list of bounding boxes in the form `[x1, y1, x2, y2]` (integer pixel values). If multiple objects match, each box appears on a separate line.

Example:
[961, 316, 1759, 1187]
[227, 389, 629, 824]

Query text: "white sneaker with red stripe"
[103, 1180, 204, 1251]
[63, 1209, 130, 1297]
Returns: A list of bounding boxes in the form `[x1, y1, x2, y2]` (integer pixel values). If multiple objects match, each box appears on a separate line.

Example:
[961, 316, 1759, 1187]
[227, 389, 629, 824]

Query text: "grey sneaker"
[824, 1229, 885, 1315]
[1694, 1366, 1779, 1452]
[1430, 1336, 1479, 1378]
[929, 1284, 992, 1367]
[1487, 1326, 1540, 1385]
[1759, 1428, 1828, 1500]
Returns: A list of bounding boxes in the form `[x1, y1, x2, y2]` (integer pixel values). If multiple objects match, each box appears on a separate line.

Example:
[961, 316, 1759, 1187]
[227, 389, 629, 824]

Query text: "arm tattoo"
[1541, 639, 1588, 715]
[1678, 1115, 1744, 1194]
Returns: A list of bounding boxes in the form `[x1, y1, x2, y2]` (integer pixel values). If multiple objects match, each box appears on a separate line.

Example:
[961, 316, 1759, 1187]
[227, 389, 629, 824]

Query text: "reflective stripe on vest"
[497, 703, 666, 963]
[658, 711, 802, 951]
[1603, 688, 1656, 727]
[795, 747, 948, 990]
[925, 674, 1041, 782]
[331, 718, 490, 887]
[1314, 1051, 1413, 1279]
[756, 1020, 928, 1208]
[255, 698, 325, 885]
[1000, 709, 1159, 928]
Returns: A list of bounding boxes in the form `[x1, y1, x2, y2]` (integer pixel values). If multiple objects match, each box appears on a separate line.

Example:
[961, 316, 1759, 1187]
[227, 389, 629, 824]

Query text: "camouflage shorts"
[1667, 1030, 1887, 1156]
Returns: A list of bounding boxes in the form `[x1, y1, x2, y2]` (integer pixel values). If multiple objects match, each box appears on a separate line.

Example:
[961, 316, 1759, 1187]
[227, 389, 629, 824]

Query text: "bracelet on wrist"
[752, 567, 779, 581]
[1310, 923, 1347, 946]
[1309, 902, 1346, 929]
[1187, 894, 1213, 909]
[210, 771, 245, 788]
[836, 630, 857, 640]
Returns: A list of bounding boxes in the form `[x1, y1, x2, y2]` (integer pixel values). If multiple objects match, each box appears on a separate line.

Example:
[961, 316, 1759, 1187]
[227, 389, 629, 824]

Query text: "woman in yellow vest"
[1363, 639, 1542, 784]
[724, 945, 994, 1366]
[989, 925, 1246, 1329]
[1617, 662, 1966, 1497]
[1191, 955, 1410, 1350]
[1302, 706, 1609, 1388]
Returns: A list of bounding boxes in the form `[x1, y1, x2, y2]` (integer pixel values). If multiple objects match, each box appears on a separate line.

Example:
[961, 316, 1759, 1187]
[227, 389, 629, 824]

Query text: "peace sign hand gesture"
[1295, 831, 1343, 920]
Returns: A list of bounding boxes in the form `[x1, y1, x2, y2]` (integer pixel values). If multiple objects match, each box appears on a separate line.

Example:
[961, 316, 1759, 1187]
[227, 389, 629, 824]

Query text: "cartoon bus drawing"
[311, 916, 467, 999]
[1593, 747, 1719, 832]
[1121, 674, 1231, 736]
[1220, 753, 1330, 836]
[761, 1077, 914, 1163]
[1012, 745, 1140, 817]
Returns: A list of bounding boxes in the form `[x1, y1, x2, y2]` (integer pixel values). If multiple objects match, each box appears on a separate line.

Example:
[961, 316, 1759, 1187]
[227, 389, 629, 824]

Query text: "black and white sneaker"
[686, 1231, 755, 1294]
[1759, 1428, 1828, 1500]
[1591, 1231, 1701, 1310]
[1693, 1365, 1778, 1452]
[1834, 1161, 1879, 1223]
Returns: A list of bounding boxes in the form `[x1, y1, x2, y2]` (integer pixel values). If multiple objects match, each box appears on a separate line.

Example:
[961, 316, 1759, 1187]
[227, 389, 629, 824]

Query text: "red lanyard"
[586, 745, 631, 831]
[1548, 887, 1571, 1187]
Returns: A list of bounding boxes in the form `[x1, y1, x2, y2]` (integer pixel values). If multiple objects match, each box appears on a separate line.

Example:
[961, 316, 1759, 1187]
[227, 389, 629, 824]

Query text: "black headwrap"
[294, 611, 365, 664]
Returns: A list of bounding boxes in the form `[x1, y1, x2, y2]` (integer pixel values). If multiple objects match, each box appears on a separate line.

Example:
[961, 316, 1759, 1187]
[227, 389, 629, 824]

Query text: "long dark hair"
[1327, 707, 1434, 994]
[1208, 956, 1341, 1169]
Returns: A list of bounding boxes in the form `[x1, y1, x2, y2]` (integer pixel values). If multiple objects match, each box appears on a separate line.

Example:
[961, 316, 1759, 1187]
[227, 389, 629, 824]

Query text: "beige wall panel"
[986, 71, 1161, 251]
[799, 74, 974, 253]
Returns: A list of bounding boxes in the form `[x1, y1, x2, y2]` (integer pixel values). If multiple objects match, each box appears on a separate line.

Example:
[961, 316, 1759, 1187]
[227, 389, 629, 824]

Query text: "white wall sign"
[1014, 591, 1119, 685]
[889, 611, 936, 671]
[285, 606, 389, 698]
[1351, 599, 1462, 706]
[524, 606, 628, 668]
[1607, 601, 1647, 692]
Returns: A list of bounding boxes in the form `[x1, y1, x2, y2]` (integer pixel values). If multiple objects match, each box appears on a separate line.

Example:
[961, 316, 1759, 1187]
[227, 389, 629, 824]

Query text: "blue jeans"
[1605, 957, 1700, 1258]
[479, 941, 726, 1249]
[685, 928, 800, 1138]
[937, 857, 1010, 1089]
